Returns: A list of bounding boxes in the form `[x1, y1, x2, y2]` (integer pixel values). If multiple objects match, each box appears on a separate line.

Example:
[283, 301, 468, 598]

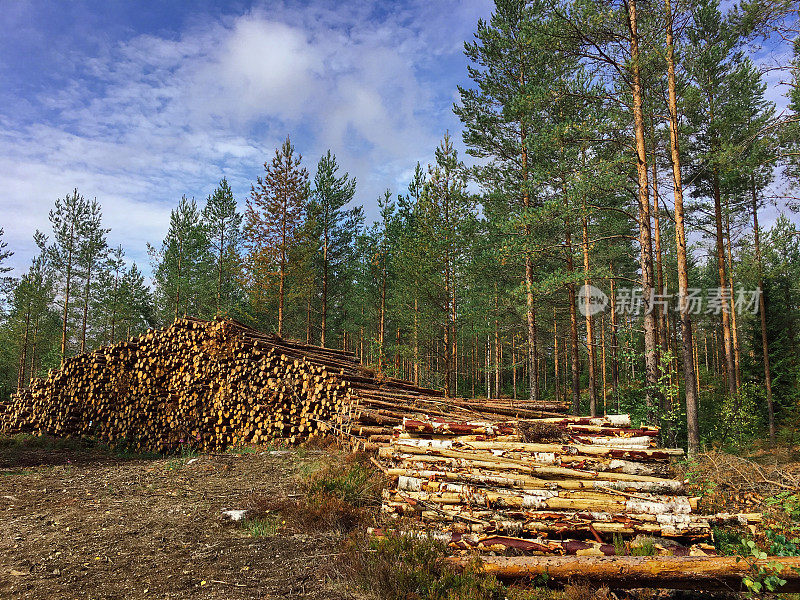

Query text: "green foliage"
[766, 529, 800, 557]
[712, 526, 744, 555]
[0, 433, 85, 451]
[242, 516, 282, 538]
[765, 492, 800, 556]
[679, 456, 719, 499]
[344, 533, 506, 600]
[737, 538, 789, 595]
[613, 533, 626, 556]
[712, 382, 764, 450]
[201, 178, 244, 318]
[149, 195, 214, 324]
[306, 456, 381, 509]
[766, 492, 800, 524]
[630, 539, 657, 557]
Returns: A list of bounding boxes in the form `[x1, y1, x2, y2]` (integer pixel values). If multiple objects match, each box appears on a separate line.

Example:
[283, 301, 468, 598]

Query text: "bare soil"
[0, 441, 350, 599]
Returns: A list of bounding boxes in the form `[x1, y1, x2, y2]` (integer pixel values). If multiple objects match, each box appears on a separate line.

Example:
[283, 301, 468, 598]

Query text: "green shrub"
[342, 532, 505, 600]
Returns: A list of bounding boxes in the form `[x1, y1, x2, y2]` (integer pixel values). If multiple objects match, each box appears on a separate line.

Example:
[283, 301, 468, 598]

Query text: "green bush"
[342, 533, 506, 600]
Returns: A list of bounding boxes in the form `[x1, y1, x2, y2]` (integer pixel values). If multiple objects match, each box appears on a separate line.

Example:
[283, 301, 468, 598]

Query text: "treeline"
[2, 0, 800, 452]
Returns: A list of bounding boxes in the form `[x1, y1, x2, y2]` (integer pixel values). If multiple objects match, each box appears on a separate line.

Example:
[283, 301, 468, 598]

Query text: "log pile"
[1, 317, 566, 453]
[375, 415, 760, 557]
[4, 318, 359, 451]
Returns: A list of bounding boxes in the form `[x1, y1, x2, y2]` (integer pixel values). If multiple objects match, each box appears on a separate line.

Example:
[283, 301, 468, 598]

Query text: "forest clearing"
[2, 318, 800, 598]
[3, 0, 800, 597]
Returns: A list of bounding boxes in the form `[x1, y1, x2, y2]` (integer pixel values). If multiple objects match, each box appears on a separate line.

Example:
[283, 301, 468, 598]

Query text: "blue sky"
[1, 0, 797, 279]
[2, 0, 492, 274]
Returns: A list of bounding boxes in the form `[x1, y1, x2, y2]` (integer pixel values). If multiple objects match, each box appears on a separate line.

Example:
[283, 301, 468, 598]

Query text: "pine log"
[446, 555, 800, 592]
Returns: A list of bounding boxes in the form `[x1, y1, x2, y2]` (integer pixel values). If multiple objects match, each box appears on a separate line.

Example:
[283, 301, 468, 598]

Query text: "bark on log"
[446, 555, 800, 592]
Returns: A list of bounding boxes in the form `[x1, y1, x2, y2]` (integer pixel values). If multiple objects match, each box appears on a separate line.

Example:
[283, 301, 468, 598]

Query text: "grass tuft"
[247, 450, 384, 534]
[242, 515, 283, 537]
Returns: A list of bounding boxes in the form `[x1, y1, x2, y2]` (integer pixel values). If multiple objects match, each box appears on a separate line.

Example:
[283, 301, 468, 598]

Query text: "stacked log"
[3, 318, 364, 451]
[336, 393, 569, 449]
[1, 317, 566, 453]
[376, 416, 759, 556]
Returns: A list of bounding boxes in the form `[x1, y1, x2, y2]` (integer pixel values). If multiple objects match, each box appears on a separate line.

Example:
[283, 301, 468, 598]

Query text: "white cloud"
[0, 0, 494, 278]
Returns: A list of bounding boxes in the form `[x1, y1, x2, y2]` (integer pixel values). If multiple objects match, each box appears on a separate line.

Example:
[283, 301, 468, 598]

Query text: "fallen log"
[446, 555, 800, 592]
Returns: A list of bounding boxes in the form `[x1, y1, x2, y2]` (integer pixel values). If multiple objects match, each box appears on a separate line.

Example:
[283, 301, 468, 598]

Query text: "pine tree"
[309, 151, 358, 347]
[201, 178, 243, 316]
[149, 196, 212, 324]
[417, 133, 475, 397]
[664, 0, 701, 453]
[455, 0, 555, 402]
[77, 199, 109, 352]
[244, 136, 309, 336]
[6, 240, 57, 390]
[685, 0, 740, 399]
[48, 189, 90, 361]
[375, 190, 395, 374]
[94, 245, 126, 344]
[118, 263, 155, 338]
[726, 58, 780, 440]
[0, 227, 15, 317]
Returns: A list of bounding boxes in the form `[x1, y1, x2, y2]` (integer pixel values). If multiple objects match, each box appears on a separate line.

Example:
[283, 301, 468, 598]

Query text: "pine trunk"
[751, 178, 775, 441]
[665, 0, 699, 452]
[724, 207, 742, 391]
[565, 222, 581, 415]
[627, 0, 659, 423]
[713, 173, 736, 398]
[582, 210, 597, 416]
[321, 224, 328, 347]
[609, 265, 621, 412]
[81, 260, 93, 354]
[61, 221, 75, 362]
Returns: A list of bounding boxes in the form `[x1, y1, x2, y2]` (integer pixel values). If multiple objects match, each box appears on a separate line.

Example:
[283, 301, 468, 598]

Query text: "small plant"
[612, 533, 626, 556]
[713, 383, 764, 450]
[764, 492, 800, 558]
[713, 526, 744, 556]
[678, 456, 718, 499]
[0, 433, 86, 451]
[765, 492, 800, 523]
[766, 529, 800, 557]
[165, 440, 198, 471]
[630, 538, 657, 556]
[226, 445, 258, 455]
[243, 452, 384, 534]
[242, 515, 282, 537]
[307, 458, 378, 507]
[737, 539, 789, 596]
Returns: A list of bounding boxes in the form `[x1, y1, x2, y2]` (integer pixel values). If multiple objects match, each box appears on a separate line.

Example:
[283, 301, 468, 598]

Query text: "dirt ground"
[0, 441, 351, 600]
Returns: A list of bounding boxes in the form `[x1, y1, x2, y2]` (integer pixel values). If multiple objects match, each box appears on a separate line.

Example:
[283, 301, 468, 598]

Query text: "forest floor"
[0, 437, 354, 600]
[1, 435, 799, 600]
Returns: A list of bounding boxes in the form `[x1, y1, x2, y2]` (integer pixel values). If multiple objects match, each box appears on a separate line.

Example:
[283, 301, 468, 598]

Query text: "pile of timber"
[375, 414, 760, 557]
[337, 393, 568, 450]
[4, 318, 358, 451]
[1, 317, 566, 453]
